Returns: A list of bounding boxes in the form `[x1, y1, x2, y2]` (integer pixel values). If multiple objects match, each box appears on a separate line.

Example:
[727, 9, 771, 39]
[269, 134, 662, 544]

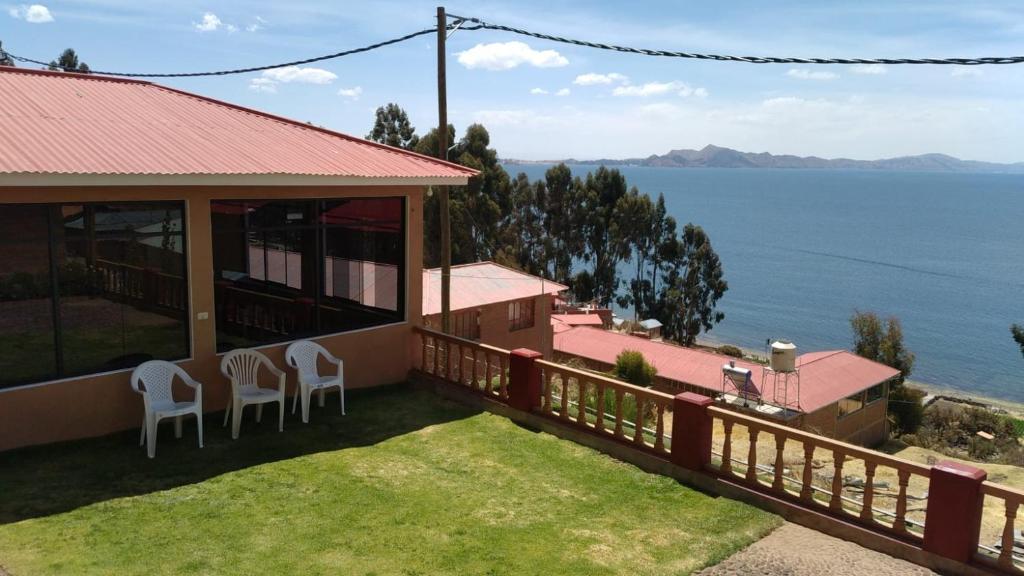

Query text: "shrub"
[718, 345, 744, 358]
[613, 350, 657, 388]
[888, 385, 926, 435]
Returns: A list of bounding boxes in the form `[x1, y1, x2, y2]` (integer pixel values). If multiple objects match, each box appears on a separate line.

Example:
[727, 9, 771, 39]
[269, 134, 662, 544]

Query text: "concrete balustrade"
[412, 326, 1022, 575]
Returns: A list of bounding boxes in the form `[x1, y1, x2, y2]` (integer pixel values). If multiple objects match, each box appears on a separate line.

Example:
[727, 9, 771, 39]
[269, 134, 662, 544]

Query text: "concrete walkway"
[698, 523, 937, 576]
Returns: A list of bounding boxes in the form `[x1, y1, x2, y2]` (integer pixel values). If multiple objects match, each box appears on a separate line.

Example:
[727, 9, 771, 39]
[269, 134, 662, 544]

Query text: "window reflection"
[212, 198, 405, 352]
[0, 202, 189, 388]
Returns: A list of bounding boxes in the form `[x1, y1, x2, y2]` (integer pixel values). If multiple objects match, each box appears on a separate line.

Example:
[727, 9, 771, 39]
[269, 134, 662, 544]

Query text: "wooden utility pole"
[437, 5, 452, 333]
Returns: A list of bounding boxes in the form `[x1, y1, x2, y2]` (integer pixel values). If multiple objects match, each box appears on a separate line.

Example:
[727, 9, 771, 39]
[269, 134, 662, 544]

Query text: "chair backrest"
[221, 348, 274, 390]
[285, 340, 327, 380]
[131, 360, 183, 405]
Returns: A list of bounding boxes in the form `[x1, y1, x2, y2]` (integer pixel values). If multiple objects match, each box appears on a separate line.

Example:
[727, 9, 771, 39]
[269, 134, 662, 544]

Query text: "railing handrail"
[708, 405, 931, 477]
[536, 358, 674, 404]
[982, 481, 1024, 501]
[414, 325, 511, 357]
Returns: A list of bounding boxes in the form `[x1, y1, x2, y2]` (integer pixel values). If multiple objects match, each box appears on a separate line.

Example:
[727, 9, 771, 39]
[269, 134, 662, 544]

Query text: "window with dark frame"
[211, 197, 405, 352]
[451, 309, 480, 340]
[0, 202, 190, 389]
[838, 391, 866, 418]
[865, 382, 886, 404]
[507, 298, 535, 331]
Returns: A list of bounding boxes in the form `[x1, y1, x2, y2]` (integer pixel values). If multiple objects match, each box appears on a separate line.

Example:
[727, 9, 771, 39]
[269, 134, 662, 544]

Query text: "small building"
[0, 67, 476, 451]
[551, 312, 605, 332]
[423, 262, 566, 356]
[638, 318, 663, 340]
[554, 327, 899, 446]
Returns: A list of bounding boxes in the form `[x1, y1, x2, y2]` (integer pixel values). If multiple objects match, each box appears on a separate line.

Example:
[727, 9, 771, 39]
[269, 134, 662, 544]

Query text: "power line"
[0, 26, 456, 78]
[447, 13, 1024, 66]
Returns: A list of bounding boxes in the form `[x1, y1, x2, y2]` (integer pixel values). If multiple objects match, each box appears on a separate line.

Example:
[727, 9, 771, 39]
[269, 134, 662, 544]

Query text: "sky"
[2, 0, 1023, 163]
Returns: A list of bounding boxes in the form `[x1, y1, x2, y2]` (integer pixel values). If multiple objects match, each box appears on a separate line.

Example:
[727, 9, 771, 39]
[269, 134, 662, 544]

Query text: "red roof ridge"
[797, 350, 847, 365]
[568, 326, 749, 363]
[0, 66, 478, 178]
[0, 65, 154, 86]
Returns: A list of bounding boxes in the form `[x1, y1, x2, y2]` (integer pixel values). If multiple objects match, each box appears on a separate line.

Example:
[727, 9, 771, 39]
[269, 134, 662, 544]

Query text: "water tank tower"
[770, 341, 797, 372]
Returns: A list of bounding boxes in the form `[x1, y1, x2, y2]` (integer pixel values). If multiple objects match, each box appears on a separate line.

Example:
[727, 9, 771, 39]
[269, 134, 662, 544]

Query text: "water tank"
[770, 341, 797, 372]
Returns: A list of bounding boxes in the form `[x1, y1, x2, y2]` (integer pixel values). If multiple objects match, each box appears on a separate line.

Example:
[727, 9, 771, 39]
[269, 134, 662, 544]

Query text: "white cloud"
[226, 23, 238, 33]
[246, 16, 266, 33]
[573, 72, 629, 86]
[786, 68, 839, 80]
[248, 78, 277, 94]
[851, 64, 886, 75]
[556, 88, 571, 97]
[613, 81, 706, 98]
[951, 68, 983, 78]
[8, 4, 53, 23]
[193, 12, 222, 32]
[338, 86, 362, 100]
[262, 66, 337, 84]
[456, 41, 568, 71]
[530, 88, 549, 95]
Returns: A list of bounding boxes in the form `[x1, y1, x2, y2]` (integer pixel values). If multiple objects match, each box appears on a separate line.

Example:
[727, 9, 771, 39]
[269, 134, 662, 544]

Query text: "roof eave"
[0, 173, 471, 187]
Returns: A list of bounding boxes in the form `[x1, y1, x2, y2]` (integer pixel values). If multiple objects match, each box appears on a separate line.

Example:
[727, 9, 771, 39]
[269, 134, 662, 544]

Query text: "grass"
[0, 385, 779, 576]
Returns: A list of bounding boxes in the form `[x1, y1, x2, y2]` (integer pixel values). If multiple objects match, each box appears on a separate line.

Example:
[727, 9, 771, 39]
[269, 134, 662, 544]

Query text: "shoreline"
[695, 336, 1024, 418]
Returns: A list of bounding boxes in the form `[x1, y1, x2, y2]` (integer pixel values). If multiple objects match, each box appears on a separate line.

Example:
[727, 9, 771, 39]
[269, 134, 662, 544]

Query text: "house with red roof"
[554, 326, 899, 446]
[423, 262, 566, 356]
[0, 66, 476, 451]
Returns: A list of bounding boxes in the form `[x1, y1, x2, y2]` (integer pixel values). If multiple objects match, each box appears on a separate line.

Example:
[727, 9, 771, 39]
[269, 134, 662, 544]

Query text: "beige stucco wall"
[0, 184, 424, 451]
[426, 294, 555, 357]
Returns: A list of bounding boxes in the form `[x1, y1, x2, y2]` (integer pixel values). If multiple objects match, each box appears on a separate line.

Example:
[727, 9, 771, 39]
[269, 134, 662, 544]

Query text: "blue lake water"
[508, 164, 1024, 403]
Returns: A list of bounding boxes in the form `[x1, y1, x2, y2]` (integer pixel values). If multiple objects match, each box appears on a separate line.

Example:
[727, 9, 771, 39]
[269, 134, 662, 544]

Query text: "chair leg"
[140, 414, 147, 446]
[291, 387, 299, 415]
[318, 388, 325, 408]
[196, 412, 204, 448]
[231, 399, 243, 440]
[340, 385, 345, 416]
[223, 400, 231, 428]
[256, 404, 263, 423]
[302, 387, 311, 424]
[278, 397, 284, 432]
[146, 414, 158, 459]
[174, 415, 183, 439]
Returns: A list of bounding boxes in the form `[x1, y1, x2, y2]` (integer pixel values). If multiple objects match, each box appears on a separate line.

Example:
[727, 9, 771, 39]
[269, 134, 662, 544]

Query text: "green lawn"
[0, 385, 779, 576]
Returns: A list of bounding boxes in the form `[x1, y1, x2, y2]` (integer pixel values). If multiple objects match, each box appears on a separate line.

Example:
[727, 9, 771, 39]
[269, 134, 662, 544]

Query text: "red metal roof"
[554, 327, 899, 413]
[0, 67, 476, 182]
[551, 313, 604, 326]
[423, 262, 567, 316]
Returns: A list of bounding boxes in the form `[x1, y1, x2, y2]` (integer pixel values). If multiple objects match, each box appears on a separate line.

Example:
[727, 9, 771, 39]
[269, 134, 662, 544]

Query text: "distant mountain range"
[504, 145, 1024, 173]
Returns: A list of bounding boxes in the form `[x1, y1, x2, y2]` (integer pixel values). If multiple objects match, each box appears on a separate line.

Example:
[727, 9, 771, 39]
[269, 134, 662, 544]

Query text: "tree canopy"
[0, 42, 14, 67]
[366, 103, 419, 150]
[48, 48, 89, 73]
[851, 311, 921, 434]
[1013, 324, 1024, 358]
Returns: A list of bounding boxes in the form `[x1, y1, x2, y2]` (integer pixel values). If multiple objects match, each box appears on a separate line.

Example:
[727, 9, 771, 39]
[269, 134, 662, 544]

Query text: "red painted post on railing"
[671, 393, 713, 471]
[508, 348, 543, 412]
[922, 461, 987, 563]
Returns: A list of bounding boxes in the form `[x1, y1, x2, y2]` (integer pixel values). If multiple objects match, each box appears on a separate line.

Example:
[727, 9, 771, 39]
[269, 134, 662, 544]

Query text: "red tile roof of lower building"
[423, 262, 567, 316]
[551, 313, 604, 326]
[553, 327, 899, 414]
[0, 67, 476, 184]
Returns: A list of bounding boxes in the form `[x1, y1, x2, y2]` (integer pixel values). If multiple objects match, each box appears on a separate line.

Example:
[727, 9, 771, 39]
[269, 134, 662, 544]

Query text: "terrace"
[0, 385, 778, 575]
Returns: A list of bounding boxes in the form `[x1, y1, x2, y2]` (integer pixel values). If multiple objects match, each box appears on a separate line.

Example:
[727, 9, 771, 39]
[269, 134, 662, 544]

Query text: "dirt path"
[697, 523, 936, 576]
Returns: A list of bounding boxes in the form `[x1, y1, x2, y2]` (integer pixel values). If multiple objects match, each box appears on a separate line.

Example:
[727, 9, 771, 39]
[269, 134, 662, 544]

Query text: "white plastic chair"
[285, 340, 345, 423]
[130, 360, 204, 459]
[220, 348, 286, 439]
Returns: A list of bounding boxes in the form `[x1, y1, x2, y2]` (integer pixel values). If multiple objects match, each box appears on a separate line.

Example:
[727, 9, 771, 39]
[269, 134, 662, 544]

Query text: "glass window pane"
[214, 197, 404, 352]
[0, 205, 57, 387]
[59, 203, 189, 375]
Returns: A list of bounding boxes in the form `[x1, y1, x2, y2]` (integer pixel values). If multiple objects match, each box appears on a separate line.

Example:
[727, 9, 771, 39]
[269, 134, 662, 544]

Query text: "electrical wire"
[447, 13, 1024, 66]
[0, 26, 456, 77]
